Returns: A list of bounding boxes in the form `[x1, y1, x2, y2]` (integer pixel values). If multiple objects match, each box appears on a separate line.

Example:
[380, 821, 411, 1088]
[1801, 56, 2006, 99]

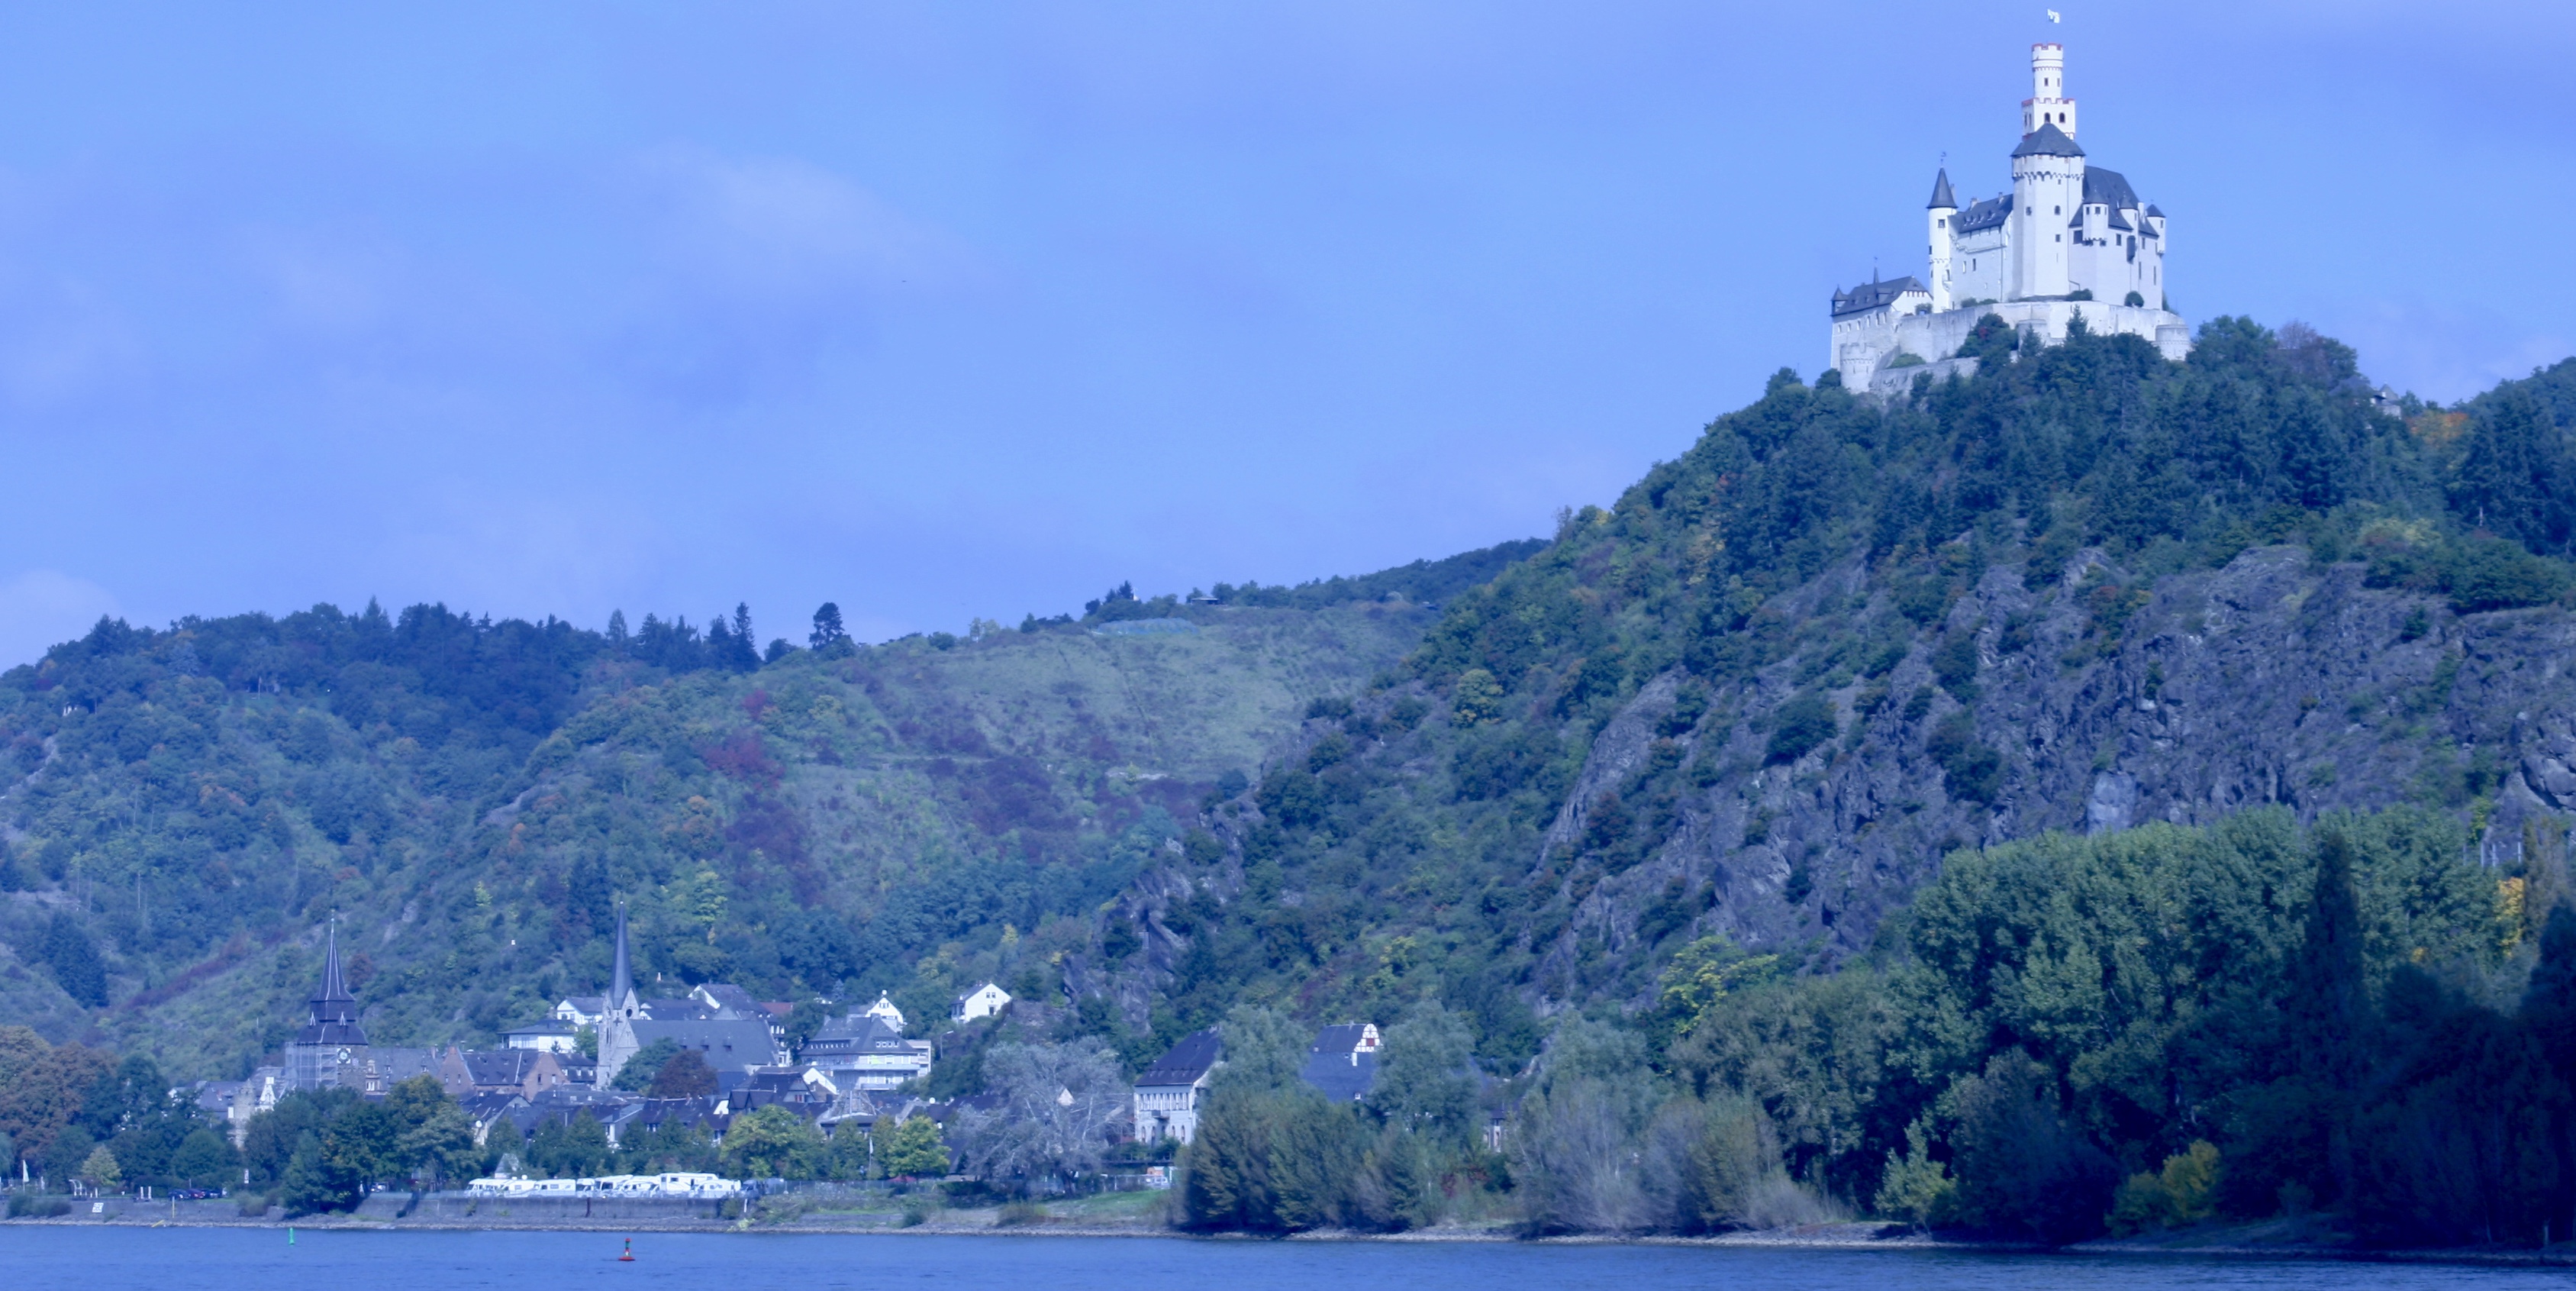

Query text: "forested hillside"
[11, 315, 2576, 1241]
[1095, 321, 2576, 1046]
[0, 546, 1527, 1076]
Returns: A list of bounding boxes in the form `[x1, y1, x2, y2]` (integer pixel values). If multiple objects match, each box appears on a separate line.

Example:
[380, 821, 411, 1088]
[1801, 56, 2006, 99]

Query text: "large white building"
[1829, 43, 2188, 392]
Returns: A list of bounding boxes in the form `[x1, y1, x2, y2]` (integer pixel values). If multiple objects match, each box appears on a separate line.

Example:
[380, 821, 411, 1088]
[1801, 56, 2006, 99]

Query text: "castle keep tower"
[1825, 41, 2187, 392]
[2010, 119, 2084, 301]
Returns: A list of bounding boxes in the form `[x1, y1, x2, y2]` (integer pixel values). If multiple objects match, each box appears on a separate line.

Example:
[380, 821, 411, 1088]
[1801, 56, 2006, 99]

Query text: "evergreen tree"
[79, 1144, 121, 1191]
[809, 602, 851, 654]
[704, 604, 761, 671]
[2453, 386, 2570, 554]
[41, 914, 107, 1008]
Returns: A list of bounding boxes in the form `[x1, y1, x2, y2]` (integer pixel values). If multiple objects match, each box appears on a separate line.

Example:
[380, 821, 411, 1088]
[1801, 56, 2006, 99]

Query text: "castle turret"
[1926, 168, 1957, 314]
[2023, 42, 2076, 137]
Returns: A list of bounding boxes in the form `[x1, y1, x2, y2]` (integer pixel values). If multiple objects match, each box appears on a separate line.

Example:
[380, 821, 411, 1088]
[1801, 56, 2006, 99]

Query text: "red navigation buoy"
[619, 1238, 635, 1263]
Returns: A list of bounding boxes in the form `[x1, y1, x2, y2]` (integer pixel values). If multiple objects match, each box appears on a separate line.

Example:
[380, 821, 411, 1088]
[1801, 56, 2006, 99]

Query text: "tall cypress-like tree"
[2287, 828, 2371, 1206]
[2523, 908, 2576, 1241]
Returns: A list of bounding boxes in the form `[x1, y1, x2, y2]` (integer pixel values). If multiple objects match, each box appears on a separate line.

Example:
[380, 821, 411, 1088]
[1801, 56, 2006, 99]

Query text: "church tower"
[1926, 168, 1957, 314]
[284, 919, 369, 1090]
[595, 899, 644, 1086]
[2010, 44, 2085, 300]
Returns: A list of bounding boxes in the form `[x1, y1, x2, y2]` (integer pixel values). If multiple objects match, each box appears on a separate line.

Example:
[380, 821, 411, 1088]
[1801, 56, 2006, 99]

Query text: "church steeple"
[310, 915, 357, 1025]
[286, 915, 368, 1089]
[608, 898, 635, 1015]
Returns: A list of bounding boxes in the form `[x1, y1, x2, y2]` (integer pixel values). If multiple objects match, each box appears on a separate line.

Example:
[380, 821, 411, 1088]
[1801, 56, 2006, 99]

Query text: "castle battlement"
[1830, 43, 2187, 392]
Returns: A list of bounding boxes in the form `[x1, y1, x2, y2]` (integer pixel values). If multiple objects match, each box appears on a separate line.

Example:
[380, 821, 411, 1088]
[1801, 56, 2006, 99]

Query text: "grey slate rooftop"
[1136, 1028, 1223, 1087]
[2010, 121, 2084, 158]
[1830, 276, 1930, 318]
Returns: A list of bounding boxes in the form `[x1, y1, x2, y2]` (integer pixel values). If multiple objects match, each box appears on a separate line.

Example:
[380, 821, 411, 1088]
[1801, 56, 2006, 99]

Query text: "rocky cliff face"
[1539, 543, 2565, 999]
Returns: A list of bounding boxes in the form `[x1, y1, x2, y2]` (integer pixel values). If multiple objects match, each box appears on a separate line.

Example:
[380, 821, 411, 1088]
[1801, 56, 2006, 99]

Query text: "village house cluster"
[186, 910, 1388, 1169]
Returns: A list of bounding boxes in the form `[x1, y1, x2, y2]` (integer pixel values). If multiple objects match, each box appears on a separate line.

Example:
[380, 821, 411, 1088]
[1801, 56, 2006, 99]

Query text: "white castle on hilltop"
[1829, 44, 2188, 392]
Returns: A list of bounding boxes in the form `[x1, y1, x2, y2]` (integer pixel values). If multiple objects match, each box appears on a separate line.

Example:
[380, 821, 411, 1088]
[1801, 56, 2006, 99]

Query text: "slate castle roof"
[2078, 165, 2149, 237]
[2010, 121, 2084, 159]
[1954, 192, 2014, 235]
[1830, 276, 1930, 319]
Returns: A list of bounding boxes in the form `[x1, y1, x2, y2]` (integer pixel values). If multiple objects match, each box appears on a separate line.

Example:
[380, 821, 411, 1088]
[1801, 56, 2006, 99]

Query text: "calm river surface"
[2, 1227, 2561, 1290]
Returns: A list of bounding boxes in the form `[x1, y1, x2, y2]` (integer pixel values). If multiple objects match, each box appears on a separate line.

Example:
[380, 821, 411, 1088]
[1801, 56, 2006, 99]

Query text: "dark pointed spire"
[1927, 167, 1957, 210]
[309, 915, 357, 1025]
[609, 898, 633, 1012]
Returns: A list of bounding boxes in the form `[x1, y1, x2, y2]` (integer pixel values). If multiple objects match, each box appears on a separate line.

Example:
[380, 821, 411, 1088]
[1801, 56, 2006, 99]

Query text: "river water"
[2, 1227, 2561, 1289]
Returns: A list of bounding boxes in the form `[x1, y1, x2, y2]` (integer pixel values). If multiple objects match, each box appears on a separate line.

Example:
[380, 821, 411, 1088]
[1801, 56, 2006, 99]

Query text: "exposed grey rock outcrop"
[1554, 544, 2562, 997]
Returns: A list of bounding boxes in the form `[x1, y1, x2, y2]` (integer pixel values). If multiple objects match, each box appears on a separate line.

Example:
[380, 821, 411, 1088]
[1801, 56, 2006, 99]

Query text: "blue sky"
[2, 2, 2569, 664]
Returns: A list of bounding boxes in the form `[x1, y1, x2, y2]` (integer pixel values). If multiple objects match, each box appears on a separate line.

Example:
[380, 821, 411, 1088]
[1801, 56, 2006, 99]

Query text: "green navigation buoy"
[289, 1226, 296, 1245]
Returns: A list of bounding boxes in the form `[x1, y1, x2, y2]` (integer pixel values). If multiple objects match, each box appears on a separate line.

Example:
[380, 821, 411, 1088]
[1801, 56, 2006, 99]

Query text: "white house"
[503, 1020, 580, 1054]
[1133, 1028, 1222, 1145]
[862, 992, 907, 1033]
[551, 996, 605, 1028]
[951, 982, 1012, 1024]
[1828, 43, 2189, 393]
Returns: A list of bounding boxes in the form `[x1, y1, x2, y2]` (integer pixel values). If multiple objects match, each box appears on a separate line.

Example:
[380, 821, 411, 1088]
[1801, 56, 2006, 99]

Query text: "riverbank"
[13, 1191, 2576, 1268]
